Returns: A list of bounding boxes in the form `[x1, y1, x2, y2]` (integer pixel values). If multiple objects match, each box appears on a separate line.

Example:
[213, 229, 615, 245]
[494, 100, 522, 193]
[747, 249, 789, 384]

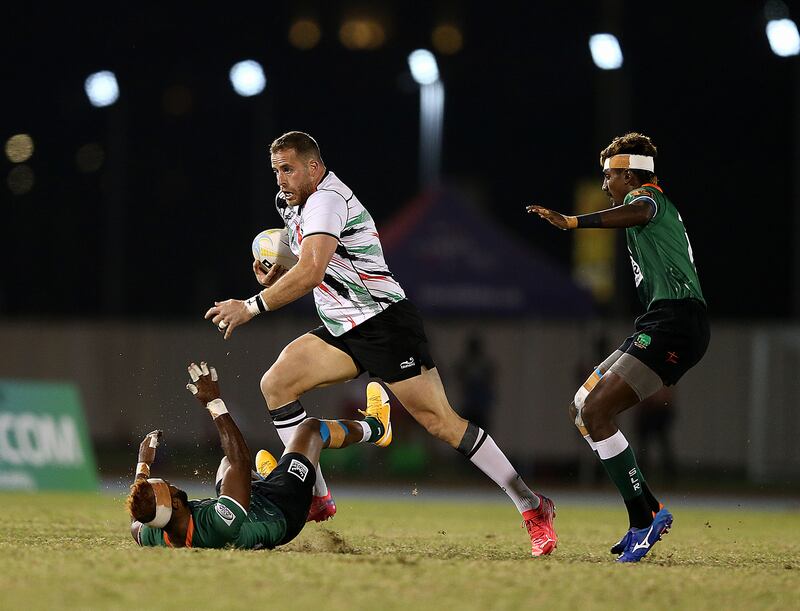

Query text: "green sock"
[601, 446, 644, 500]
[365, 416, 384, 441]
[601, 446, 652, 527]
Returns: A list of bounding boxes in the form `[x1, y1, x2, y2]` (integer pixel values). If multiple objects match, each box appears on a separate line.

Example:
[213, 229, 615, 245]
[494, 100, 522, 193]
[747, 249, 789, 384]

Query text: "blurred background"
[1, 1, 799, 496]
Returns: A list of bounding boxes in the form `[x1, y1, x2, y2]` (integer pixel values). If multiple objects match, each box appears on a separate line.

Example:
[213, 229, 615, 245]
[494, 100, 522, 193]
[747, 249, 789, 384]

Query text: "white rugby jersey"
[275, 171, 405, 336]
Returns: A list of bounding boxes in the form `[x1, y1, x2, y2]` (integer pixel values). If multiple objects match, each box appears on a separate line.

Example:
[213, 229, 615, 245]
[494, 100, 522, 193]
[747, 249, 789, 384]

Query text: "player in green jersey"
[528, 132, 710, 562]
[126, 361, 391, 549]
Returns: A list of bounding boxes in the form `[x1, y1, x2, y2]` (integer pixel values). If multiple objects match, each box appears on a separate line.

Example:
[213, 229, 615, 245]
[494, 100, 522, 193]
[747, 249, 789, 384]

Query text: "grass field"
[1, 491, 798, 610]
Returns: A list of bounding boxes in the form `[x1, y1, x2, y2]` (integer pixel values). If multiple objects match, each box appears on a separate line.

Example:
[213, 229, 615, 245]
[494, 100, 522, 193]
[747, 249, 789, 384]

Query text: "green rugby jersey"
[623, 184, 705, 310]
[139, 491, 287, 549]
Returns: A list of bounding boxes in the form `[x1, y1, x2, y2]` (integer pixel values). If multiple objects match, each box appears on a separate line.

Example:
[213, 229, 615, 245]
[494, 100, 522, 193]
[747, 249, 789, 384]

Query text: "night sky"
[2, 1, 797, 319]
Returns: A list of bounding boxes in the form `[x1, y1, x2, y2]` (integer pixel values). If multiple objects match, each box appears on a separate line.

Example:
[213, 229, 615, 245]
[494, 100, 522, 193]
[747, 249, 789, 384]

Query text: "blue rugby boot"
[616, 508, 673, 563]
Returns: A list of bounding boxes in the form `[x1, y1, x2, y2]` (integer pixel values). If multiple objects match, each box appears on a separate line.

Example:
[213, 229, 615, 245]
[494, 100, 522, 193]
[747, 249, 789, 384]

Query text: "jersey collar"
[163, 515, 194, 548]
[642, 182, 663, 193]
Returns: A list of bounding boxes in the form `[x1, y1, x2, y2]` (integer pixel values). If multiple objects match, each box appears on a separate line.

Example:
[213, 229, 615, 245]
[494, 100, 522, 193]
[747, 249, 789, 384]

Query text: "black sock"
[642, 481, 661, 514]
[625, 495, 655, 529]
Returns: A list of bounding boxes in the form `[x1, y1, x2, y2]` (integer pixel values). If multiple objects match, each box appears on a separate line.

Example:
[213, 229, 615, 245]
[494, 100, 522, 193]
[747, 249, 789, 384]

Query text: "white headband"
[145, 478, 173, 528]
[603, 154, 655, 172]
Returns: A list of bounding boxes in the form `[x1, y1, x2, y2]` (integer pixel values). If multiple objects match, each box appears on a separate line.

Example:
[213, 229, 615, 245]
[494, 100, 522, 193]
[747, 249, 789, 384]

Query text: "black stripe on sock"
[274, 415, 306, 429]
[457, 422, 488, 457]
[466, 429, 488, 459]
[270, 400, 305, 422]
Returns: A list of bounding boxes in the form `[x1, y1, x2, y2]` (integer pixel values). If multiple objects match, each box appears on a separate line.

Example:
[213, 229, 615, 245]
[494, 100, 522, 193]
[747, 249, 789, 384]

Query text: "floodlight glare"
[408, 49, 439, 85]
[230, 60, 266, 97]
[85, 71, 120, 107]
[766, 19, 800, 57]
[589, 34, 624, 70]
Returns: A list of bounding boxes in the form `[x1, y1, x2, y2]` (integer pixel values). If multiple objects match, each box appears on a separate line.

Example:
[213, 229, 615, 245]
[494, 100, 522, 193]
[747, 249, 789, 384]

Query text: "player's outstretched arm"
[186, 362, 251, 510]
[129, 429, 162, 541]
[133, 430, 162, 482]
[526, 200, 654, 229]
[204, 234, 337, 340]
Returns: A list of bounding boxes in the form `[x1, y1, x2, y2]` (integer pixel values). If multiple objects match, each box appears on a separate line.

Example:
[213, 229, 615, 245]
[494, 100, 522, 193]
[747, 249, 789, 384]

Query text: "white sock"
[358, 420, 371, 442]
[594, 429, 629, 460]
[272, 402, 329, 498]
[467, 433, 540, 513]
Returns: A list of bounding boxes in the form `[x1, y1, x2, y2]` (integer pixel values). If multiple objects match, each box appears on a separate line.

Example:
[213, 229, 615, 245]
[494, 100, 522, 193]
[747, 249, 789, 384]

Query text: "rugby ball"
[251, 228, 299, 271]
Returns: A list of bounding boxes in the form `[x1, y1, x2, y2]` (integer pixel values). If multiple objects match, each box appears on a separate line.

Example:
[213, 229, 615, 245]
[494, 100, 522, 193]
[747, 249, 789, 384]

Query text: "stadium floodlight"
[408, 49, 440, 85]
[589, 34, 624, 70]
[229, 60, 266, 97]
[84, 71, 120, 107]
[407, 49, 443, 187]
[766, 19, 800, 57]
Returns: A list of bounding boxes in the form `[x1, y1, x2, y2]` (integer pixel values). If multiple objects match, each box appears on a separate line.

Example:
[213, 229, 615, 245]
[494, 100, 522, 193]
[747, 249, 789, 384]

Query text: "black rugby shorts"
[310, 299, 436, 383]
[618, 298, 710, 386]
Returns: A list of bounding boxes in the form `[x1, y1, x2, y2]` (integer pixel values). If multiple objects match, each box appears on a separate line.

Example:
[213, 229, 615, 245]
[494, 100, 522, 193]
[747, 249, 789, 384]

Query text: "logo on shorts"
[215, 502, 236, 526]
[666, 351, 679, 364]
[400, 357, 415, 369]
[288, 458, 309, 482]
[634, 333, 652, 350]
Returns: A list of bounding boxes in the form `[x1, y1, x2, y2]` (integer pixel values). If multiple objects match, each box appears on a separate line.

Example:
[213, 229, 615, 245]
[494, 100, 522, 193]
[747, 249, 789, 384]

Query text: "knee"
[580, 396, 608, 435]
[260, 367, 279, 402]
[568, 400, 578, 424]
[261, 364, 299, 407]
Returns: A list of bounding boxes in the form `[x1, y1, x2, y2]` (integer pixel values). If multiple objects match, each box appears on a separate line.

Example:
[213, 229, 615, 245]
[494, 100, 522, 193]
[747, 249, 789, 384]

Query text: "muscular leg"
[388, 367, 542, 514]
[581, 370, 660, 528]
[261, 333, 360, 498]
[284, 417, 384, 465]
[261, 333, 359, 408]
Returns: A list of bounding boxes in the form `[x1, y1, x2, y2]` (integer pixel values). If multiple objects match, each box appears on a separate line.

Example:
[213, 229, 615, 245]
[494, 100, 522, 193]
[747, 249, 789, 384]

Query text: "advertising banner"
[0, 380, 98, 490]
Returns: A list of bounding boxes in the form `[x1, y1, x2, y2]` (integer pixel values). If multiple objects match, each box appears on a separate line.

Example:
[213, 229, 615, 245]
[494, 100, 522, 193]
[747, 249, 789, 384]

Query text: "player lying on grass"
[527, 132, 709, 562]
[126, 361, 391, 549]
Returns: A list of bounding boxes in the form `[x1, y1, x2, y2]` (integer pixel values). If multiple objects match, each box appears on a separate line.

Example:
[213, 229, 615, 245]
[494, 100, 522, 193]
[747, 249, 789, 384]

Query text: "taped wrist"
[244, 293, 269, 316]
[206, 398, 229, 419]
[576, 212, 602, 228]
[135, 462, 150, 477]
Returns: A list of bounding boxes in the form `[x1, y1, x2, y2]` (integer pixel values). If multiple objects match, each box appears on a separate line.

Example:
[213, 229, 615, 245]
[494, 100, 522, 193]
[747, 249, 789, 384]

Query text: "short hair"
[600, 132, 658, 183]
[126, 479, 156, 523]
[270, 131, 323, 162]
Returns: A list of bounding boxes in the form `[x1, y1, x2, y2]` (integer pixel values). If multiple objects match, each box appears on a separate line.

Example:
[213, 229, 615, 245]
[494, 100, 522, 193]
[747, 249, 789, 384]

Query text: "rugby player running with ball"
[528, 132, 709, 562]
[205, 131, 557, 556]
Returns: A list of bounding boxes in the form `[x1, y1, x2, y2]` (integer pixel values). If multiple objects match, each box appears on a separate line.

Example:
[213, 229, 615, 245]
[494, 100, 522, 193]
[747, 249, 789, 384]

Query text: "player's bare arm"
[526, 200, 654, 230]
[205, 234, 337, 340]
[260, 233, 337, 308]
[134, 430, 162, 481]
[129, 429, 162, 541]
[186, 362, 251, 510]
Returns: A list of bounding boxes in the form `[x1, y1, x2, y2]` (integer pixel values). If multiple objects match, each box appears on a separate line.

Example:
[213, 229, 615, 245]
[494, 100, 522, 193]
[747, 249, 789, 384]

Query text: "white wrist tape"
[136, 462, 151, 477]
[206, 398, 229, 419]
[244, 293, 269, 316]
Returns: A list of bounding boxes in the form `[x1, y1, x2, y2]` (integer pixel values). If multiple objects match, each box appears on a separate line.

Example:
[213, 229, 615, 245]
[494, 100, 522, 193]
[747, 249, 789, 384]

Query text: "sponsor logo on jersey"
[215, 502, 236, 526]
[400, 357, 415, 369]
[634, 333, 652, 350]
[628, 251, 644, 287]
[288, 458, 309, 482]
[666, 351, 679, 364]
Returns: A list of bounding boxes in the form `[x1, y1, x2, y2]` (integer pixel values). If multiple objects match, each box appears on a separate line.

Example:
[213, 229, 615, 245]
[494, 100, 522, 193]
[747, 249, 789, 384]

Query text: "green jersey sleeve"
[190, 495, 248, 548]
[138, 523, 166, 547]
